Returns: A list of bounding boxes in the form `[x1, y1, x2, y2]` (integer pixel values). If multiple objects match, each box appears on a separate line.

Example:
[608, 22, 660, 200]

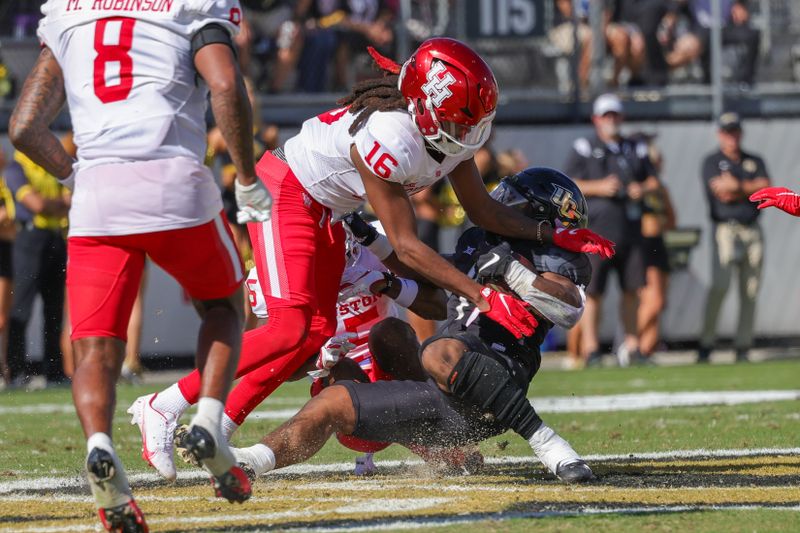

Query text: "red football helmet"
[398, 38, 498, 156]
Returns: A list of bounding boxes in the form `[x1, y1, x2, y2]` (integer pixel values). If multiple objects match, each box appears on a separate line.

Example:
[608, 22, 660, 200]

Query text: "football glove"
[552, 227, 616, 259]
[339, 270, 389, 300]
[235, 178, 273, 223]
[315, 333, 358, 371]
[478, 287, 538, 339]
[750, 187, 800, 216]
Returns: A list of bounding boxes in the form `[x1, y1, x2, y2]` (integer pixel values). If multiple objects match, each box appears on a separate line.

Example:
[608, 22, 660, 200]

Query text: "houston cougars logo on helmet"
[398, 38, 498, 156]
[421, 62, 456, 107]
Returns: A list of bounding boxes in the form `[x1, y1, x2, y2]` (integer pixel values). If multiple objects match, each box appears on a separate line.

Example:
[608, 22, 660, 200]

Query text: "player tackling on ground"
[9, 1, 272, 531]
[231, 167, 596, 483]
[132, 39, 615, 482]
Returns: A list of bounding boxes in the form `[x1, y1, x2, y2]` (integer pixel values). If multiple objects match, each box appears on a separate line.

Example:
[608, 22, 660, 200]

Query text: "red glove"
[477, 287, 537, 339]
[552, 227, 616, 259]
[750, 187, 800, 217]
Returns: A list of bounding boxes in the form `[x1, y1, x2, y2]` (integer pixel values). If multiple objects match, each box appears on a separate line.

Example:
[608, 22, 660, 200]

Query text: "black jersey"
[439, 227, 591, 373]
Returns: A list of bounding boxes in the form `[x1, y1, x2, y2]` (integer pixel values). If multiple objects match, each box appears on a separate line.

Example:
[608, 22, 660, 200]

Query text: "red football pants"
[68, 211, 243, 341]
[177, 152, 346, 423]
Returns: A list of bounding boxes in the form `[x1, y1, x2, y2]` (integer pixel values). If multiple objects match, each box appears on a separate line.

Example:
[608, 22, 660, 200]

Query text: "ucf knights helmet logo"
[551, 185, 581, 224]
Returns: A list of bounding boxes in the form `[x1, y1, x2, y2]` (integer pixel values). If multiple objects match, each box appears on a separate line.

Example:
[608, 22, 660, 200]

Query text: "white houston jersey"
[283, 107, 487, 217]
[246, 244, 399, 371]
[37, 0, 241, 170]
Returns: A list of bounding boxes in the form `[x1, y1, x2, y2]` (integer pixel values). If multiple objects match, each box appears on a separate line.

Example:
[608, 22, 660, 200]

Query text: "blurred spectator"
[333, 0, 396, 90]
[614, 0, 672, 86]
[5, 150, 69, 386]
[698, 112, 770, 363]
[564, 94, 660, 367]
[692, 0, 760, 85]
[635, 135, 676, 360]
[239, 0, 299, 93]
[292, 1, 347, 92]
[0, 146, 15, 386]
[549, 0, 645, 89]
[0, 0, 41, 38]
[120, 275, 146, 384]
[404, 0, 451, 47]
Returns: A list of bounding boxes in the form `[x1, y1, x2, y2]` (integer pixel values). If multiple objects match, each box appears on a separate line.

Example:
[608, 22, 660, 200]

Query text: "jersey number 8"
[93, 17, 136, 104]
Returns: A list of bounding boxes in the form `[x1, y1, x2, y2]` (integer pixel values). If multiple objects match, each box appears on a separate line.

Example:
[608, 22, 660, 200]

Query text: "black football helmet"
[489, 167, 588, 229]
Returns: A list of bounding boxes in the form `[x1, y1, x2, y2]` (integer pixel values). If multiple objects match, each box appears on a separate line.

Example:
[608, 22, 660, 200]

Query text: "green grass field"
[1, 358, 798, 532]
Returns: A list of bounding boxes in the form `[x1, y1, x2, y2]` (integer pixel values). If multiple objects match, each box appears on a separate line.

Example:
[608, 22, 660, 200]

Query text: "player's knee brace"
[448, 351, 542, 439]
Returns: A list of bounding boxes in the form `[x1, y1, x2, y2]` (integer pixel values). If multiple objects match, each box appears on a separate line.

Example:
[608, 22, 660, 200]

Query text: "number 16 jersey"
[283, 106, 488, 218]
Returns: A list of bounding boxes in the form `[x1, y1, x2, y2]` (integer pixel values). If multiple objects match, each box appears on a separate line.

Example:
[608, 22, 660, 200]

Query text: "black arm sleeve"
[191, 23, 236, 59]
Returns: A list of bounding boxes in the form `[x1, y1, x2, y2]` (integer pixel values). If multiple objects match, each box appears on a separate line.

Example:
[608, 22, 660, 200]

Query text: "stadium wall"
[3, 117, 798, 360]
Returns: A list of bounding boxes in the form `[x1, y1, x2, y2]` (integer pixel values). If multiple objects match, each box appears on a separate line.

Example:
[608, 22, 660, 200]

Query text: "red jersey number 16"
[364, 141, 398, 180]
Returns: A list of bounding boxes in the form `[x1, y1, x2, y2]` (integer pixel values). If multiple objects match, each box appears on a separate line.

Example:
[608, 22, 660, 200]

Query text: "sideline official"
[698, 112, 770, 363]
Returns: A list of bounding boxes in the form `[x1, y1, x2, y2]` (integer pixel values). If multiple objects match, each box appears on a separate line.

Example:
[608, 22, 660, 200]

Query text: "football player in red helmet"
[131, 38, 615, 483]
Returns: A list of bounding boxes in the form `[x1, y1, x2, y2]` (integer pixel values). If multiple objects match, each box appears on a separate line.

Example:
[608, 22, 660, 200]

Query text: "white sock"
[222, 413, 239, 442]
[233, 443, 276, 476]
[152, 383, 191, 415]
[527, 423, 581, 474]
[193, 397, 224, 428]
[87, 432, 114, 454]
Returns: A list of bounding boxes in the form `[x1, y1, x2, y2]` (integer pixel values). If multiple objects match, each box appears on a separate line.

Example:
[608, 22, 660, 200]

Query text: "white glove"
[338, 270, 387, 301]
[315, 333, 358, 371]
[235, 178, 273, 223]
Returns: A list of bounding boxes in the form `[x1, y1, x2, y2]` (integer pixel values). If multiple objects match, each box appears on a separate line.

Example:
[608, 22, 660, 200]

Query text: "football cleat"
[127, 393, 179, 481]
[354, 453, 377, 476]
[86, 447, 148, 532]
[529, 423, 592, 483]
[555, 460, 594, 484]
[98, 500, 148, 533]
[182, 425, 252, 503]
[173, 424, 202, 468]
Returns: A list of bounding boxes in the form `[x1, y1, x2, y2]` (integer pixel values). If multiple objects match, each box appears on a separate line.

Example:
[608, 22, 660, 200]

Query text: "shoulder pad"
[354, 111, 422, 185]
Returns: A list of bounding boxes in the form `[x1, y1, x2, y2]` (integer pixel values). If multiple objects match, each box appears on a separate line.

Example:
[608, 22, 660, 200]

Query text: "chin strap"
[367, 46, 401, 75]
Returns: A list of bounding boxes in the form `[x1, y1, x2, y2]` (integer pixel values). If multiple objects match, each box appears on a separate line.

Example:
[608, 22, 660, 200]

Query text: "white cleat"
[127, 393, 178, 482]
[529, 423, 593, 484]
[354, 453, 377, 476]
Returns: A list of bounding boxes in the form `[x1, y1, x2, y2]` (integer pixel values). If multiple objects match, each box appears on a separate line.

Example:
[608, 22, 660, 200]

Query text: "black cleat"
[87, 448, 116, 482]
[556, 460, 594, 483]
[87, 448, 148, 532]
[98, 500, 148, 533]
[183, 425, 252, 503]
[173, 424, 202, 467]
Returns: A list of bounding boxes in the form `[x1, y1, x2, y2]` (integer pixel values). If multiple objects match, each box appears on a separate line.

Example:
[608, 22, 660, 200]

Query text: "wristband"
[393, 278, 419, 308]
[59, 169, 76, 191]
[366, 234, 393, 261]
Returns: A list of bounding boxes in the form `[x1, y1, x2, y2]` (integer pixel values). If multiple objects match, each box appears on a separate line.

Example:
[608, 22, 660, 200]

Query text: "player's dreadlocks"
[339, 47, 406, 136]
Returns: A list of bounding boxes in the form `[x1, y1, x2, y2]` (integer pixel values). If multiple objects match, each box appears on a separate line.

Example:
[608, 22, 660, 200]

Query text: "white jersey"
[284, 107, 486, 217]
[246, 244, 399, 371]
[37, 0, 240, 235]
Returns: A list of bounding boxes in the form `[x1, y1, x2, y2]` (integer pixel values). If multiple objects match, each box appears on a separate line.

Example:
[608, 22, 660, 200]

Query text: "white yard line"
[3, 389, 798, 419]
[3, 504, 799, 533]
[1, 446, 798, 494]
